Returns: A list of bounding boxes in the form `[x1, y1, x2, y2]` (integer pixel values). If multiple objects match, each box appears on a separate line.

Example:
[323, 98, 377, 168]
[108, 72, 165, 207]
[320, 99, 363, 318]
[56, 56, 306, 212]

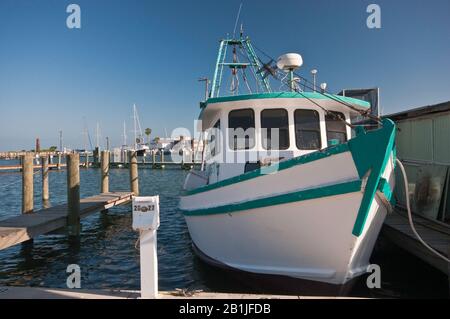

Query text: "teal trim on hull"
[204, 92, 371, 109]
[181, 118, 397, 238]
[378, 178, 393, 203]
[348, 119, 396, 236]
[182, 180, 362, 216]
[184, 143, 349, 196]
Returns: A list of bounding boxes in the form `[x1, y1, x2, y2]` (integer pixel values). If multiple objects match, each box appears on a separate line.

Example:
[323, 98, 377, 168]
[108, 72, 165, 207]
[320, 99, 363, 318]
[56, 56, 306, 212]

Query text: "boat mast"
[95, 122, 100, 150]
[210, 36, 271, 98]
[132, 104, 144, 150]
[122, 121, 127, 148]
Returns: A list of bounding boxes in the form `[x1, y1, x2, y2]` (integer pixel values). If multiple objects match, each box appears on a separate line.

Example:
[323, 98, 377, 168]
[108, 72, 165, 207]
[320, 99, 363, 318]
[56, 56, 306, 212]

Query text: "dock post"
[66, 153, 81, 237]
[41, 155, 49, 202]
[57, 153, 62, 170]
[101, 150, 110, 193]
[152, 151, 156, 168]
[22, 154, 34, 214]
[130, 151, 139, 196]
[132, 196, 160, 299]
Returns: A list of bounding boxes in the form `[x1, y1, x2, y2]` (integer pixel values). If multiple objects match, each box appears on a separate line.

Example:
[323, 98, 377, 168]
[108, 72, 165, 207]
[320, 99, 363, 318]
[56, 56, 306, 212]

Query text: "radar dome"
[276, 53, 303, 72]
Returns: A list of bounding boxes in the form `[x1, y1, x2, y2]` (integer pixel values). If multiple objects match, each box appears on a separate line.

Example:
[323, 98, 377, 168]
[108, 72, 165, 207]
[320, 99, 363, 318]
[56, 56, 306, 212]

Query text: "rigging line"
[275, 73, 356, 129]
[240, 67, 252, 94]
[234, 46, 252, 94]
[252, 44, 382, 123]
[232, 3, 243, 39]
[236, 47, 260, 93]
[296, 90, 357, 129]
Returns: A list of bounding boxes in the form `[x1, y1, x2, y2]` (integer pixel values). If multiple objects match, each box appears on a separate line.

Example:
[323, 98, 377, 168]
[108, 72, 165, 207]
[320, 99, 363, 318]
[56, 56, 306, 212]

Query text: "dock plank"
[0, 286, 362, 299]
[0, 192, 133, 251]
[382, 210, 450, 274]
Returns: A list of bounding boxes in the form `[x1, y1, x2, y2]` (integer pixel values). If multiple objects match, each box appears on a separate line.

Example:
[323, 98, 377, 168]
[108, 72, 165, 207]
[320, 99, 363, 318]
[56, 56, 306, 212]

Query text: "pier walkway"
[0, 286, 359, 299]
[0, 192, 133, 250]
[382, 210, 450, 275]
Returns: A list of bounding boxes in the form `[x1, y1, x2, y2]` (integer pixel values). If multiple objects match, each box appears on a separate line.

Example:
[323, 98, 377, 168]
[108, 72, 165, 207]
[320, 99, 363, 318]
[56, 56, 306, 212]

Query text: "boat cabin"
[185, 92, 370, 189]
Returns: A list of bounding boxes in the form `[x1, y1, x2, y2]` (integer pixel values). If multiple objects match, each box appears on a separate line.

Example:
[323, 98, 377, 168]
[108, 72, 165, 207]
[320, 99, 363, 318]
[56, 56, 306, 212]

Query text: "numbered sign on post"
[132, 196, 160, 231]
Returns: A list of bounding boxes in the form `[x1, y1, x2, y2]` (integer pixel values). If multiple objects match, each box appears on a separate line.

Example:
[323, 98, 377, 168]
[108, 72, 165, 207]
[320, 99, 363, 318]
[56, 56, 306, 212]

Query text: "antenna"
[232, 3, 243, 38]
[311, 69, 318, 92]
[198, 77, 210, 100]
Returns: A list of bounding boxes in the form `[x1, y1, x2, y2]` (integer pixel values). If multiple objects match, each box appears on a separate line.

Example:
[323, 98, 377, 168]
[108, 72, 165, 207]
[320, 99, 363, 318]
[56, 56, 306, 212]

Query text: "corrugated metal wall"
[395, 111, 450, 221]
[397, 112, 450, 164]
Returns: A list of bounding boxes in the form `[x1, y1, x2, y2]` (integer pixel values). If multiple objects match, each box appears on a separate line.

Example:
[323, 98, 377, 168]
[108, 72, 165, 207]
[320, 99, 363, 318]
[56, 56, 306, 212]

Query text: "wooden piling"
[66, 153, 80, 237]
[160, 150, 165, 169]
[101, 151, 109, 193]
[129, 151, 139, 196]
[22, 154, 34, 214]
[85, 152, 89, 168]
[41, 155, 49, 202]
[57, 153, 62, 170]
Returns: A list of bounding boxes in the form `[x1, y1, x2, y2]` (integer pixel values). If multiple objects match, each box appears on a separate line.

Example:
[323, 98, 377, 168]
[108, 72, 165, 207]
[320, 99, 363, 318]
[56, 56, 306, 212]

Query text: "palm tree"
[144, 128, 152, 145]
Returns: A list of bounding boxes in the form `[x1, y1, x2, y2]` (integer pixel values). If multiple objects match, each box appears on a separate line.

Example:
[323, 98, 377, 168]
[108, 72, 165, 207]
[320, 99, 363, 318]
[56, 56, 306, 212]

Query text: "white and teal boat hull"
[179, 120, 396, 285]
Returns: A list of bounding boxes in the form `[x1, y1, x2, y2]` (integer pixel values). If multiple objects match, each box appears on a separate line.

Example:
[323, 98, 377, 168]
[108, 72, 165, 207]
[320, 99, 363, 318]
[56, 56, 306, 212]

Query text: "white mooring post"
[132, 196, 160, 299]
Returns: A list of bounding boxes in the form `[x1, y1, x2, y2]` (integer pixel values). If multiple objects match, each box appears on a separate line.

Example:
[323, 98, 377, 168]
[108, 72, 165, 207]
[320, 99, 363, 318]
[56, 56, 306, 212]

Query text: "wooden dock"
[0, 192, 133, 250]
[0, 286, 360, 299]
[382, 209, 450, 275]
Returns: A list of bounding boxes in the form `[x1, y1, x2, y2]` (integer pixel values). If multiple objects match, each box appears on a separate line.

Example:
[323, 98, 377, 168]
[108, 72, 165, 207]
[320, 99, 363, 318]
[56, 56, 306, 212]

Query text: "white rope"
[396, 159, 450, 263]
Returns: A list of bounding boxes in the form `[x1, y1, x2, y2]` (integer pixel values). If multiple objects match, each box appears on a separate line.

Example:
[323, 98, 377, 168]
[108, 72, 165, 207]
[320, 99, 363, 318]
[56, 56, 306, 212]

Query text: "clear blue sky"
[0, 0, 449, 151]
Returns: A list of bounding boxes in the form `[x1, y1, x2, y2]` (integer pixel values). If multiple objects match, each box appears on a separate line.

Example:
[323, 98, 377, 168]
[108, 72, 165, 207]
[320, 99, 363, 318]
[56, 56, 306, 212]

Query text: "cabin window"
[261, 109, 290, 150]
[228, 109, 255, 150]
[325, 111, 347, 144]
[294, 109, 321, 150]
[209, 120, 220, 157]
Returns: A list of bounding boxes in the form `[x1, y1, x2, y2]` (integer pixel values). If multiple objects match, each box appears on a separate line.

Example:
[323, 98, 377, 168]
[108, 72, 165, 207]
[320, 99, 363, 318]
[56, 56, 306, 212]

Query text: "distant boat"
[120, 104, 150, 156]
[179, 33, 396, 288]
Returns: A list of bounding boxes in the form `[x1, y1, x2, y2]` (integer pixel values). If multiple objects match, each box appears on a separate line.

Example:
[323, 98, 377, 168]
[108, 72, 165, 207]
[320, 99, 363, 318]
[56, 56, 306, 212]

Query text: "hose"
[396, 159, 450, 263]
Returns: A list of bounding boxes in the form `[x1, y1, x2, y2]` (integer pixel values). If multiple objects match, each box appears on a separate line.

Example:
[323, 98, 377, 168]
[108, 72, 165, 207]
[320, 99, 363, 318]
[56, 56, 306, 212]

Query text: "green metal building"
[387, 101, 450, 223]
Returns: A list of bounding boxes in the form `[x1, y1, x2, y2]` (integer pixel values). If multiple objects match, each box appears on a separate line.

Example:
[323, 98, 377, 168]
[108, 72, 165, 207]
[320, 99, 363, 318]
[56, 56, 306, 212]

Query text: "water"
[0, 159, 448, 298]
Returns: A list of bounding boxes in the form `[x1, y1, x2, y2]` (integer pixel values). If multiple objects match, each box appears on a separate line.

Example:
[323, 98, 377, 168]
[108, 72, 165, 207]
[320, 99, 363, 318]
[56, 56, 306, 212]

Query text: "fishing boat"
[179, 34, 397, 287]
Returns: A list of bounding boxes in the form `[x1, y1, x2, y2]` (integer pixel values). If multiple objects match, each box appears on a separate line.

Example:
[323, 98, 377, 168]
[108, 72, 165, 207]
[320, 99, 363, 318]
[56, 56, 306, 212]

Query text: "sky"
[0, 0, 449, 151]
